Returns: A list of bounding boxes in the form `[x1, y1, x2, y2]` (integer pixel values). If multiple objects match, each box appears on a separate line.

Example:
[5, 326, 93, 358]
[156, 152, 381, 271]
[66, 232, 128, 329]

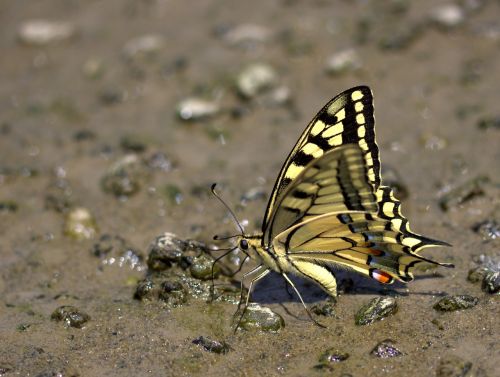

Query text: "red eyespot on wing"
[371, 269, 393, 284]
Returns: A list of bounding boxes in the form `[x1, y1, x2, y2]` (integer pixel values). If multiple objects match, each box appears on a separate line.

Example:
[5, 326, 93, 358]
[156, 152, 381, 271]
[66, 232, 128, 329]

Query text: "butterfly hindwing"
[263, 86, 380, 244]
[275, 209, 448, 284]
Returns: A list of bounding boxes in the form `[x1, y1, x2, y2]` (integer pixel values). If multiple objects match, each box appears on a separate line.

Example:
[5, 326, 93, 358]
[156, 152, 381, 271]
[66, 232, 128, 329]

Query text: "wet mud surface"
[0, 1, 499, 376]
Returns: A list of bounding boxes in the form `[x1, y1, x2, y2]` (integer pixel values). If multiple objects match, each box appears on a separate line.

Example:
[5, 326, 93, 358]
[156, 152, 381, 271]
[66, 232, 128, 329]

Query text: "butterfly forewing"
[263, 86, 380, 244]
[266, 145, 378, 244]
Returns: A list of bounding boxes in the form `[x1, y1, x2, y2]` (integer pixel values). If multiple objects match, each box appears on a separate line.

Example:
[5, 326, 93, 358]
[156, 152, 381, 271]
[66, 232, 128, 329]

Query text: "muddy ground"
[0, 1, 499, 376]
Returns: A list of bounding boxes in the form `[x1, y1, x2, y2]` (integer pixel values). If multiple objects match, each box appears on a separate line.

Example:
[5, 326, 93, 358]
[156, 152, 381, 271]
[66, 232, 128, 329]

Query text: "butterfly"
[213, 86, 453, 325]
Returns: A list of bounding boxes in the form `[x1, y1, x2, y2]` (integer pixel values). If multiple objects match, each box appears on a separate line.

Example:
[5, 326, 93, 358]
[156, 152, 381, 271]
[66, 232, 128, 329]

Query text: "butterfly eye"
[240, 239, 249, 250]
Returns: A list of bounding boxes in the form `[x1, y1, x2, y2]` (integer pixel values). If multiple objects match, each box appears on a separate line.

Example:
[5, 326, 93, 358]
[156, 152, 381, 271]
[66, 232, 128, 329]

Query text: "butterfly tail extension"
[375, 186, 454, 268]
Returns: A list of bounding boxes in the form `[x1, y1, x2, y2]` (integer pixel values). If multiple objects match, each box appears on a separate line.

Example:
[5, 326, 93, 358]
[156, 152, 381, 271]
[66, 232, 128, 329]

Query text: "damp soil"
[1, 1, 499, 376]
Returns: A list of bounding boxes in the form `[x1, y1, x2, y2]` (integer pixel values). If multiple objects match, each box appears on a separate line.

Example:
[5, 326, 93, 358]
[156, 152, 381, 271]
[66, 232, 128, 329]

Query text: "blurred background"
[1, 1, 499, 376]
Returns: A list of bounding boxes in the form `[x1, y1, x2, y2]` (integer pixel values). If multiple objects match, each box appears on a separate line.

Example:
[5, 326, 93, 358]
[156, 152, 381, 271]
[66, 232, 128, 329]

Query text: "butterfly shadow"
[249, 269, 450, 307]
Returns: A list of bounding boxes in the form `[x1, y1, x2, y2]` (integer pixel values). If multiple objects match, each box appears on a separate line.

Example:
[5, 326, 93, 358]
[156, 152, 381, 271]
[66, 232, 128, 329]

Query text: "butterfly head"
[236, 234, 263, 253]
[238, 237, 249, 251]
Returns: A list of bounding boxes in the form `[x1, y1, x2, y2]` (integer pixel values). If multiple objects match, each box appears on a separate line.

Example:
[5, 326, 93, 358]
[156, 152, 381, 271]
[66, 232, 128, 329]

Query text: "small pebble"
[430, 4, 466, 29]
[460, 59, 483, 86]
[370, 339, 403, 358]
[240, 187, 266, 205]
[44, 176, 73, 213]
[470, 255, 500, 294]
[162, 56, 189, 77]
[482, 271, 499, 294]
[63, 207, 98, 240]
[158, 280, 188, 307]
[314, 348, 349, 370]
[82, 58, 105, 80]
[472, 219, 500, 240]
[467, 266, 491, 283]
[355, 297, 398, 325]
[325, 48, 362, 75]
[420, 133, 448, 151]
[477, 116, 500, 130]
[236, 63, 278, 99]
[433, 295, 478, 311]
[311, 300, 336, 317]
[176, 274, 215, 301]
[18, 20, 76, 45]
[471, 254, 500, 269]
[101, 154, 148, 197]
[439, 176, 489, 211]
[431, 318, 445, 330]
[146, 233, 207, 271]
[98, 88, 127, 106]
[123, 34, 164, 59]
[147, 233, 187, 271]
[16, 323, 31, 332]
[260, 85, 291, 107]
[378, 23, 423, 51]
[51, 306, 90, 328]
[119, 134, 148, 153]
[163, 184, 183, 205]
[92, 234, 143, 270]
[237, 303, 284, 332]
[0, 201, 18, 213]
[0, 365, 12, 375]
[73, 129, 96, 142]
[222, 24, 272, 47]
[134, 279, 155, 300]
[176, 98, 220, 121]
[210, 285, 244, 305]
[146, 152, 174, 172]
[436, 355, 472, 377]
[189, 254, 220, 280]
[192, 336, 230, 354]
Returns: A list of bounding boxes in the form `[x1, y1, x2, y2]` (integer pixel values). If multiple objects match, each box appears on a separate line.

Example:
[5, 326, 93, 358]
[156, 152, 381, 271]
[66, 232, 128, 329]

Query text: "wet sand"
[0, 1, 499, 376]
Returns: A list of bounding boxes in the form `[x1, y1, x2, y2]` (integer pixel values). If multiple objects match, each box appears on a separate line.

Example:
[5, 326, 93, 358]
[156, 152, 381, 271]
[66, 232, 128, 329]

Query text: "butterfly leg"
[284, 280, 294, 299]
[281, 273, 326, 328]
[233, 264, 270, 332]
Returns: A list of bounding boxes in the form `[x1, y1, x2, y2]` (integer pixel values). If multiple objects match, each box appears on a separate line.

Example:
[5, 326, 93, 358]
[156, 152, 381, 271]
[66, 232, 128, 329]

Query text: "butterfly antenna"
[213, 234, 239, 241]
[211, 183, 245, 235]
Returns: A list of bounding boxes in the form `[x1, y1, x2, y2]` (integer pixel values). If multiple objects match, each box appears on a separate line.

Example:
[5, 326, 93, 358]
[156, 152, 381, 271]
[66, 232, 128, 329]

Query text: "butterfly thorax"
[238, 234, 281, 273]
